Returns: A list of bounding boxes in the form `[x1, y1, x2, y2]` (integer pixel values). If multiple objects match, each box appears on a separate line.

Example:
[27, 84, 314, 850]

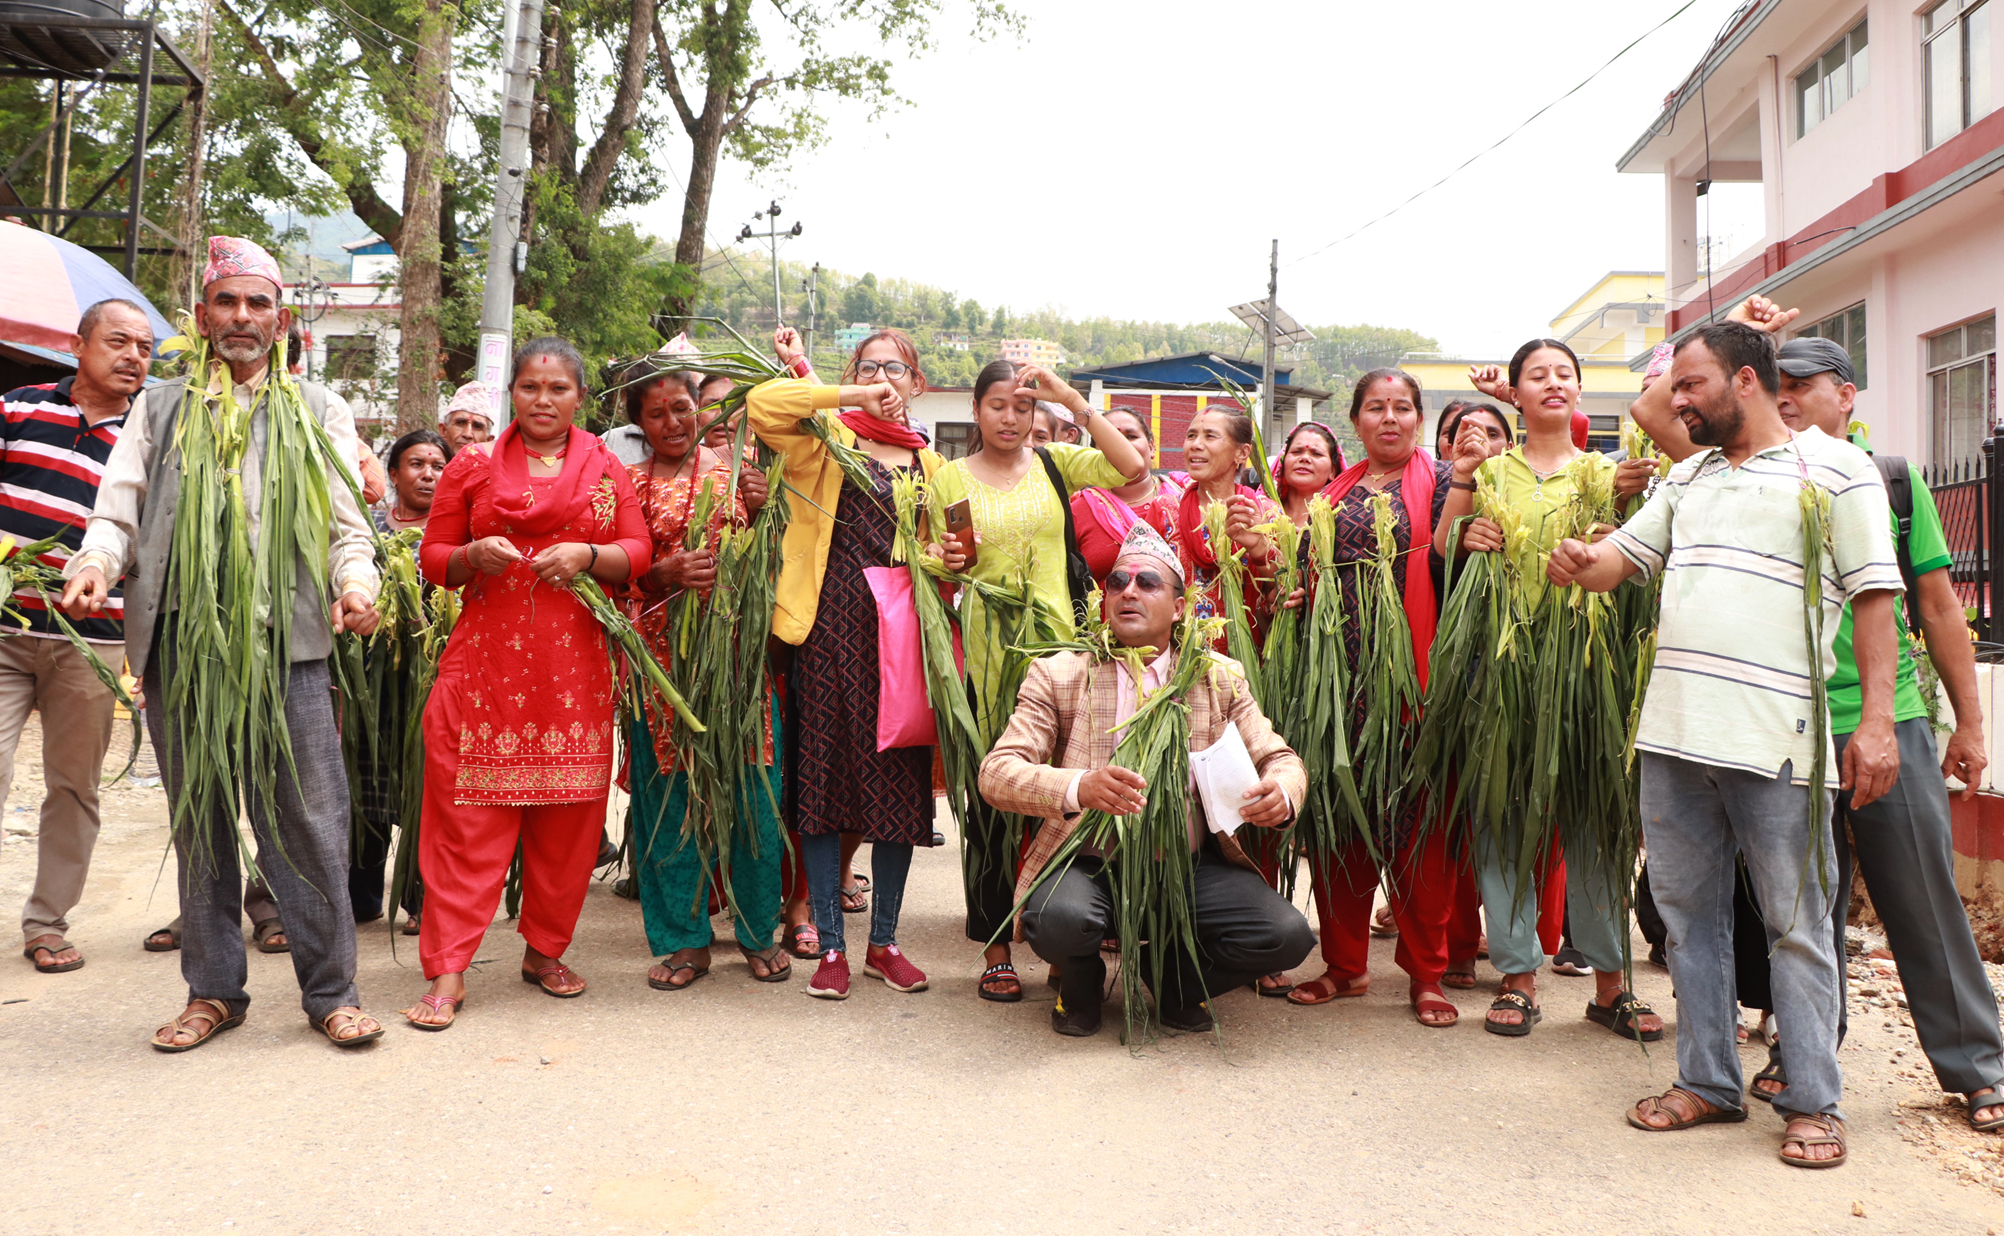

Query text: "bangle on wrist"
[587, 544, 600, 572]
[1449, 479, 1476, 492]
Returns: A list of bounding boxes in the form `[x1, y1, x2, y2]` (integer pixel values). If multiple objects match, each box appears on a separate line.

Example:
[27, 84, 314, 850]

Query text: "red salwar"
[414, 428, 652, 980]
[1307, 830, 1457, 987]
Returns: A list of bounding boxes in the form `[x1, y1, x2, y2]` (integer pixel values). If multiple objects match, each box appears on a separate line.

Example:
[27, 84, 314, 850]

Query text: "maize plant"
[1287, 497, 1368, 884]
[0, 532, 141, 778]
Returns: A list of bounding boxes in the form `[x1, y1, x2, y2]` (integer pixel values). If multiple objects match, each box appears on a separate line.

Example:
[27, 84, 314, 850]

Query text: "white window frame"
[1796, 17, 1870, 138]
[1923, 0, 1994, 150]
[1927, 313, 1997, 467]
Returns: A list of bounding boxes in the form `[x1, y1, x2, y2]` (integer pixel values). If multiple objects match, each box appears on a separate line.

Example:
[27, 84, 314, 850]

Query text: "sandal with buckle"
[1484, 988, 1541, 1036]
[402, 992, 463, 1031]
[151, 997, 244, 1053]
[978, 962, 1023, 1003]
[1627, 1086, 1748, 1131]
[1586, 990, 1663, 1041]
[318, 1007, 385, 1047]
[1778, 1113, 1847, 1168]
[522, 961, 587, 998]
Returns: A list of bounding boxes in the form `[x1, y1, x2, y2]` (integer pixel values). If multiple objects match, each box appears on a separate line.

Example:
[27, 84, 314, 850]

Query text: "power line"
[1285, 0, 1701, 271]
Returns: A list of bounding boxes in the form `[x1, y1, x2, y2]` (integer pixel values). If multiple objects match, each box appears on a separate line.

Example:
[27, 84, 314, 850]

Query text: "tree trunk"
[664, 93, 729, 330]
[394, 0, 454, 435]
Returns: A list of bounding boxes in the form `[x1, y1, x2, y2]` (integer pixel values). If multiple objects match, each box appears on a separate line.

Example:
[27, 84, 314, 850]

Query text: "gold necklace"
[528, 444, 567, 468]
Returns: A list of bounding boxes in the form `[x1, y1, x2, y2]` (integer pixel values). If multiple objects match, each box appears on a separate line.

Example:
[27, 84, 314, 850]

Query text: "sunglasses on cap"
[1105, 568, 1170, 595]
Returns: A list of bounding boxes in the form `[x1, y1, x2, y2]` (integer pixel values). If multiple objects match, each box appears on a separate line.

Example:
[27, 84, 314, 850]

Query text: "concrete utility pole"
[737, 201, 801, 330]
[476, 0, 547, 427]
[1261, 239, 1278, 439]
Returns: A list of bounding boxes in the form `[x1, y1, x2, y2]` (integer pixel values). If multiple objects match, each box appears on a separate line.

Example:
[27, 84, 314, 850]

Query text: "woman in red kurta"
[402, 338, 652, 1030]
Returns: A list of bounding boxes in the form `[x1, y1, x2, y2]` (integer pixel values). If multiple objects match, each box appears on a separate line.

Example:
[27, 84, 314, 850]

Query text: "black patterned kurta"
[791, 455, 935, 843]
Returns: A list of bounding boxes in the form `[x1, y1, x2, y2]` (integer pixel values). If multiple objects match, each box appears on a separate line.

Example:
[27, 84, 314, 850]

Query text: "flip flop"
[1255, 972, 1294, 998]
[1484, 988, 1541, 1036]
[647, 958, 708, 991]
[403, 992, 463, 1031]
[741, 945, 792, 983]
[22, 937, 83, 973]
[522, 961, 587, 998]
[787, 922, 820, 959]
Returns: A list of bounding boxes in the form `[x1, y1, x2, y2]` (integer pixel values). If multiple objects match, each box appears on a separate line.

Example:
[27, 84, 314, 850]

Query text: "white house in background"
[1618, 0, 2000, 466]
[285, 234, 402, 441]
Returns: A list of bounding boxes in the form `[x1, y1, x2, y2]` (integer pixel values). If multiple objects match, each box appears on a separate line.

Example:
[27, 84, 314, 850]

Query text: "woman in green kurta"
[930, 359, 1149, 1001]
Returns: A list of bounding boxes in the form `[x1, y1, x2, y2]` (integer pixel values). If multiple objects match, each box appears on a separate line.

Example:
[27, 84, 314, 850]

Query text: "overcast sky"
[621, 0, 1765, 357]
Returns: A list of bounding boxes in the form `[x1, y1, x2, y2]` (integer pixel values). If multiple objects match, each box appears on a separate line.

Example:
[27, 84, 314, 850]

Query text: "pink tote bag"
[863, 566, 963, 751]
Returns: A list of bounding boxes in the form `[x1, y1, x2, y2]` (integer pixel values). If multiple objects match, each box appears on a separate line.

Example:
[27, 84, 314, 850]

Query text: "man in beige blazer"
[979, 523, 1312, 1037]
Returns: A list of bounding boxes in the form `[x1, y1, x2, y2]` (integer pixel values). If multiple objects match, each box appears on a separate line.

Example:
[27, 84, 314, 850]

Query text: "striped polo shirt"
[1605, 426, 1902, 784]
[0, 377, 126, 643]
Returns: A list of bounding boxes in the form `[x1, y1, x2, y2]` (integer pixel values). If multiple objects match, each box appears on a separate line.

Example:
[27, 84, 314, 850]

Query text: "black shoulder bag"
[1034, 446, 1096, 630]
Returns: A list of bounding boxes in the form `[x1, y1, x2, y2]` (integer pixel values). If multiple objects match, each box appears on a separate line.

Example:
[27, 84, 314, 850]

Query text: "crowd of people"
[5, 236, 2001, 1172]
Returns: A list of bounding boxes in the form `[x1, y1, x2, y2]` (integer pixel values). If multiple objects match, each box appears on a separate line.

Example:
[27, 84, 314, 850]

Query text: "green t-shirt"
[1827, 461, 1951, 734]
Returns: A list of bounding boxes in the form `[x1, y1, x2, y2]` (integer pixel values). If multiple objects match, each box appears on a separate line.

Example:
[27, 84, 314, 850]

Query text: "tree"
[962, 298, 984, 335]
[990, 304, 1008, 336]
[840, 272, 879, 325]
[650, 0, 1020, 328]
[941, 296, 961, 331]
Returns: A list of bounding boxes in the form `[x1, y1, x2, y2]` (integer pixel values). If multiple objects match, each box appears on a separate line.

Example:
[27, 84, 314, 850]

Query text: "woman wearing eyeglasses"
[751, 328, 945, 1000]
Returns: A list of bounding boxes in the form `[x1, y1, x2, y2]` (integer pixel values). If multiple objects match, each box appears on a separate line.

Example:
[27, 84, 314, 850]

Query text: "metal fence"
[1922, 451, 1987, 635]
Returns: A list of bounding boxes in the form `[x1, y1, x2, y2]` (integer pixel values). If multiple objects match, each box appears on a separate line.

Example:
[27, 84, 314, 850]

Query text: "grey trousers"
[1835, 720, 2004, 1096]
[144, 654, 359, 1022]
[1021, 848, 1316, 1012]
[1641, 754, 1844, 1119]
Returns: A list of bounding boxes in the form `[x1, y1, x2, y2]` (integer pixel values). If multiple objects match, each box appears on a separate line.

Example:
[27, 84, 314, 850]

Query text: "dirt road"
[3, 716, 2001, 1235]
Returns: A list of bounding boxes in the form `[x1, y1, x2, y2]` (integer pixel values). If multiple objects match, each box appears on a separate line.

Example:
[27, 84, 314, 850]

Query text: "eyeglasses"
[1105, 568, 1168, 595]
[856, 360, 911, 379]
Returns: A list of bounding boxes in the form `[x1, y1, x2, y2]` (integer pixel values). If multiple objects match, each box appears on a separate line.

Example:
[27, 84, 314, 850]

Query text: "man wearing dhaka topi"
[61, 236, 388, 1052]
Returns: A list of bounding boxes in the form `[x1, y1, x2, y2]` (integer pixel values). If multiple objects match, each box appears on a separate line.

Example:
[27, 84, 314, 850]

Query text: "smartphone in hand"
[944, 498, 977, 568]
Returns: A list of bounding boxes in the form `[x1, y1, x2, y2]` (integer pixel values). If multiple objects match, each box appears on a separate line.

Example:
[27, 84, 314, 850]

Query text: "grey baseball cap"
[1777, 336, 1856, 386]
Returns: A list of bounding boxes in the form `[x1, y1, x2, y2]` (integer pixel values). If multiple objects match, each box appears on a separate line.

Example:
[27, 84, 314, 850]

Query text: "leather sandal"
[1627, 1086, 1748, 1131]
[1964, 1086, 2004, 1133]
[318, 1007, 385, 1047]
[1778, 1113, 1847, 1168]
[1286, 973, 1369, 1006]
[151, 997, 244, 1053]
[1410, 982, 1458, 1028]
[252, 917, 290, 954]
[522, 961, 587, 998]
[1749, 1046, 1788, 1104]
[1585, 990, 1663, 1041]
[402, 992, 463, 1031]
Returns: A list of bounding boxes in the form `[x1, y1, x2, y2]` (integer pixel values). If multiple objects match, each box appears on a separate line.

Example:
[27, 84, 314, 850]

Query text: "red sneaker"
[864, 944, 929, 993]
[807, 950, 850, 1000]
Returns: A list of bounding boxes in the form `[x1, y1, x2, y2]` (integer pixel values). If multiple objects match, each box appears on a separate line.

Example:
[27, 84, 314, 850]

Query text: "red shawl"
[839, 408, 928, 451]
[489, 422, 617, 537]
[1323, 451, 1439, 689]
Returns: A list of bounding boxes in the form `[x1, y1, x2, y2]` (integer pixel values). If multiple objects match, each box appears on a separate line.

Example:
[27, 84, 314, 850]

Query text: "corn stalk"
[1289, 497, 1367, 882]
[0, 532, 142, 778]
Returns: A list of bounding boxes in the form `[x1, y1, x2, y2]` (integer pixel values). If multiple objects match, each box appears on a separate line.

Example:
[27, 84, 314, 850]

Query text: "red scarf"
[489, 422, 612, 537]
[1323, 451, 1439, 689]
[1176, 481, 1262, 574]
[839, 408, 928, 451]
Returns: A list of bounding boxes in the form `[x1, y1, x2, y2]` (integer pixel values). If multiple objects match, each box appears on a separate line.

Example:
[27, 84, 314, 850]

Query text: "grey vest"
[123, 375, 343, 678]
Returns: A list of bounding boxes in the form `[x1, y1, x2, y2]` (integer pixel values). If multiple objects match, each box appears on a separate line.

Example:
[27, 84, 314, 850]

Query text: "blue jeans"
[1641, 753, 1843, 1118]
[803, 832, 911, 954]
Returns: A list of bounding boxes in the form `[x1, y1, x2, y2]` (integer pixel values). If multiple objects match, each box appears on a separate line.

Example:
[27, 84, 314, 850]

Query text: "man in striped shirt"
[6, 298, 151, 974]
[1548, 318, 1903, 1170]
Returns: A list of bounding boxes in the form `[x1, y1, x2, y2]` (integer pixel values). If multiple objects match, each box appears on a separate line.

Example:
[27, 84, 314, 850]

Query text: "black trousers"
[1020, 848, 1315, 1011]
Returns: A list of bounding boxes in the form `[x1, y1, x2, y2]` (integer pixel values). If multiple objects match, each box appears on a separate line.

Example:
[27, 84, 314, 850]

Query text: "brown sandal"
[151, 997, 244, 1053]
[1627, 1086, 1748, 1132]
[318, 1007, 385, 1047]
[1286, 973, 1369, 1006]
[22, 935, 83, 973]
[1778, 1113, 1847, 1168]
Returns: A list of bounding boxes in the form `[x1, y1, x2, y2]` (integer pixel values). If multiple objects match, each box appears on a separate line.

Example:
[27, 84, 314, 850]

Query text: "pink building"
[1620, 0, 2000, 466]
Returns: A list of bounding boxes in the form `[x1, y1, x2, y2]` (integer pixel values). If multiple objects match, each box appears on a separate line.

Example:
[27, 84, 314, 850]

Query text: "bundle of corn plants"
[1411, 472, 1536, 860]
[1797, 476, 1836, 902]
[0, 532, 142, 777]
[1199, 499, 1265, 701]
[1007, 603, 1232, 1049]
[1347, 491, 1424, 863]
[1614, 423, 1670, 771]
[386, 562, 459, 944]
[653, 442, 791, 923]
[156, 322, 360, 873]
[1287, 496, 1367, 888]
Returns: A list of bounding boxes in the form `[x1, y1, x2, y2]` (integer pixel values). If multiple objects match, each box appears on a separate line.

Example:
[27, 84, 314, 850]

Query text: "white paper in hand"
[1189, 721, 1260, 836]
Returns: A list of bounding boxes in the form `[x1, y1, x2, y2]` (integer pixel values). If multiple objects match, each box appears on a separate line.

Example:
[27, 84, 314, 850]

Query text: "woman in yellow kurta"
[930, 359, 1149, 1001]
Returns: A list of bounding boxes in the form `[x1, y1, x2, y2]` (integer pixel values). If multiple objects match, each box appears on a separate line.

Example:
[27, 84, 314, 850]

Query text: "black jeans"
[1020, 848, 1315, 1012]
